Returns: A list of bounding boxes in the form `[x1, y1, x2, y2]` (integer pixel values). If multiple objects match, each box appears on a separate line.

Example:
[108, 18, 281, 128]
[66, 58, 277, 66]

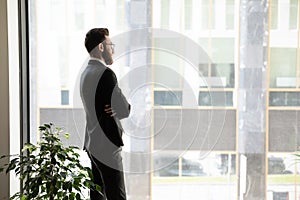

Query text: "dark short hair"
[84, 28, 109, 53]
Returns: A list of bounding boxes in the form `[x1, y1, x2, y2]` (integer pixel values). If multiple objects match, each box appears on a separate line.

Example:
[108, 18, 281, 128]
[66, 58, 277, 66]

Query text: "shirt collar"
[89, 57, 107, 66]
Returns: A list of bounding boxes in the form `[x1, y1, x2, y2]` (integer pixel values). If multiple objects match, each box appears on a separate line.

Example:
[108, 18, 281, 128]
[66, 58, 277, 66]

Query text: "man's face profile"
[103, 36, 114, 65]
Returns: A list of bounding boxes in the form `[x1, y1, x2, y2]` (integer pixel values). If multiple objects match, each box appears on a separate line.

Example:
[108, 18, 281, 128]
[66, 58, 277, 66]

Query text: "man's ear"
[98, 43, 104, 52]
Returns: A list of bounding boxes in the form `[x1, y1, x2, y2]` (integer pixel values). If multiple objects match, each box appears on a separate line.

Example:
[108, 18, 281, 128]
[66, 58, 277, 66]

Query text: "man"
[80, 28, 131, 200]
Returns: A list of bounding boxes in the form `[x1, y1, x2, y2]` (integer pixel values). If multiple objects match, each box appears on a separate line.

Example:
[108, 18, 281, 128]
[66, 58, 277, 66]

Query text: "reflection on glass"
[154, 91, 182, 105]
[153, 152, 236, 177]
[198, 91, 233, 106]
[269, 92, 300, 106]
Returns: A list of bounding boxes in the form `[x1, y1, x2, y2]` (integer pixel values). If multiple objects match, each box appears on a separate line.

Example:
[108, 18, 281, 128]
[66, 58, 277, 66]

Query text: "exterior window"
[24, 0, 300, 199]
[74, 0, 85, 30]
[153, 38, 183, 89]
[269, 111, 300, 151]
[289, 0, 298, 29]
[269, 92, 300, 106]
[154, 91, 182, 105]
[269, 48, 297, 88]
[198, 91, 233, 106]
[184, 0, 192, 30]
[50, 0, 65, 31]
[154, 152, 236, 177]
[199, 38, 235, 88]
[161, 0, 170, 28]
[225, 0, 235, 29]
[271, 0, 278, 29]
[95, 0, 106, 25]
[201, 0, 215, 29]
[116, 0, 124, 27]
[61, 90, 69, 105]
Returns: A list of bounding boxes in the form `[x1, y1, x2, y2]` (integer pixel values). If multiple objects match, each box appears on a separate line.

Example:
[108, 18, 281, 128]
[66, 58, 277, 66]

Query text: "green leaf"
[60, 172, 67, 179]
[76, 193, 81, 200]
[31, 187, 39, 198]
[64, 132, 70, 139]
[6, 163, 16, 173]
[96, 184, 101, 192]
[69, 193, 75, 200]
[22, 143, 37, 153]
[39, 126, 46, 131]
[44, 124, 51, 129]
[68, 181, 72, 192]
[63, 182, 68, 190]
[10, 192, 21, 199]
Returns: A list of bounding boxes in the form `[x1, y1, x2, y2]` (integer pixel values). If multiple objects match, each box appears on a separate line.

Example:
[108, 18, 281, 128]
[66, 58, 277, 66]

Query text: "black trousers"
[87, 152, 127, 200]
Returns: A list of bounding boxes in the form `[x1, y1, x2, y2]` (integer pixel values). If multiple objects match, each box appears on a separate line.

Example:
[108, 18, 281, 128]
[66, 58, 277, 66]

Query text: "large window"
[26, 0, 300, 199]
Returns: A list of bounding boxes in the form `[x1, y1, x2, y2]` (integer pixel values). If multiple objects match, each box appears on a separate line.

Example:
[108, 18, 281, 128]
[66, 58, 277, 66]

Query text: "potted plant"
[0, 123, 100, 200]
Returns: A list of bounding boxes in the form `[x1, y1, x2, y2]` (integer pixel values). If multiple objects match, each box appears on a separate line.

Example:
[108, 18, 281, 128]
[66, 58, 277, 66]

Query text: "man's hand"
[104, 104, 116, 117]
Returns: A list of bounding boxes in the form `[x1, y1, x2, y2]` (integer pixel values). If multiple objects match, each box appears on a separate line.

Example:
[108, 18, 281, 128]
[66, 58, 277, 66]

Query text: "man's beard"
[103, 49, 113, 65]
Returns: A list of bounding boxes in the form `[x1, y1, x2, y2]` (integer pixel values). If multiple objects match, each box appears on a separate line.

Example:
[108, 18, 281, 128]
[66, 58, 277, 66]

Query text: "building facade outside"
[27, 0, 300, 199]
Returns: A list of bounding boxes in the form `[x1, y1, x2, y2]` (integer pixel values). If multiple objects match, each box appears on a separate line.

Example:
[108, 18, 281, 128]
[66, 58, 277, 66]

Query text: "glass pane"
[153, 152, 237, 199]
[267, 153, 299, 199]
[269, 92, 300, 106]
[212, 63, 235, 88]
[28, 0, 240, 199]
[211, 38, 234, 63]
[29, 0, 151, 199]
[161, 0, 170, 28]
[269, 110, 300, 152]
[153, 38, 182, 88]
[154, 91, 182, 105]
[269, 48, 297, 88]
[201, 0, 215, 30]
[198, 38, 235, 88]
[226, 0, 235, 29]
[153, 152, 179, 177]
[289, 0, 298, 30]
[154, 151, 236, 177]
[184, 0, 192, 30]
[271, 0, 278, 29]
[116, 0, 125, 27]
[268, 154, 296, 174]
[154, 109, 236, 151]
[198, 91, 233, 106]
[182, 152, 236, 176]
